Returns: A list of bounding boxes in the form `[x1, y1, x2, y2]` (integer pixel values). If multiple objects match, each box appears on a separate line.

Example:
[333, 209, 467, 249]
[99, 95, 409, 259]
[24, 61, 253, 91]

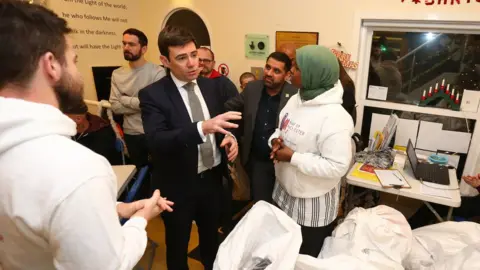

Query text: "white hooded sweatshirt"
[269, 82, 354, 198]
[0, 97, 147, 270]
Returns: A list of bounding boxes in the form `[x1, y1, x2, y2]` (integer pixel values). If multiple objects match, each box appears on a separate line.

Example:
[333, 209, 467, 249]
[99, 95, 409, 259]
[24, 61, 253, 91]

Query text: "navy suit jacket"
[139, 75, 236, 201]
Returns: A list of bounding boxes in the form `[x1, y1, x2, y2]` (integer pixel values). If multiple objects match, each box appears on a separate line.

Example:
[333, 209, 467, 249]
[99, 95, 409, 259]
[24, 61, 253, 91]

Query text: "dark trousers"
[162, 166, 222, 270]
[299, 222, 336, 257]
[124, 134, 149, 168]
[408, 195, 480, 229]
[246, 155, 275, 203]
[220, 173, 233, 234]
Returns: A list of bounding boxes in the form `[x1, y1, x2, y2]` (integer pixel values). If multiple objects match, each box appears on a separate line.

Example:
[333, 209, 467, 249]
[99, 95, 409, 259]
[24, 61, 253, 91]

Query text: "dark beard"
[55, 72, 85, 113]
[124, 52, 141, 61]
[263, 76, 282, 89]
[200, 65, 211, 74]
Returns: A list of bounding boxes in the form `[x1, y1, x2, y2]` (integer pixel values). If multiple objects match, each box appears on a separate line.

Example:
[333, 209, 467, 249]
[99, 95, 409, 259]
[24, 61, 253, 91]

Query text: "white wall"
[140, 0, 480, 88]
[49, 0, 143, 100]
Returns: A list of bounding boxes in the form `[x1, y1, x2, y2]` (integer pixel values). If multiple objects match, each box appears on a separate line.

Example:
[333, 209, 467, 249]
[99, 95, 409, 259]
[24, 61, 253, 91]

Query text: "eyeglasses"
[199, 58, 213, 64]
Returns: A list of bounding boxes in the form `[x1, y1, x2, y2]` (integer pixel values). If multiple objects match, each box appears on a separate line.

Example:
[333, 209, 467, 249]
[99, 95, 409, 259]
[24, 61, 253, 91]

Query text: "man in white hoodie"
[0, 1, 173, 269]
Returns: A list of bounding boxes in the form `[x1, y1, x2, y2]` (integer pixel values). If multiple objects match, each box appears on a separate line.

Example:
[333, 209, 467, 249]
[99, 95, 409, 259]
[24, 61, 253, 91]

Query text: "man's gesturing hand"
[202, 111, 242, 135]
[221, 135, 238, 161]
[132, 189, 164, 221]
[157, 196, 174, 213]
[117, 193, 174, 219]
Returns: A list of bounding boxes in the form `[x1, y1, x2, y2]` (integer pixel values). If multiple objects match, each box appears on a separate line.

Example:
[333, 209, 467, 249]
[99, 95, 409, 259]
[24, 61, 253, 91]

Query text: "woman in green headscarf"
[269, 45, 355, 256]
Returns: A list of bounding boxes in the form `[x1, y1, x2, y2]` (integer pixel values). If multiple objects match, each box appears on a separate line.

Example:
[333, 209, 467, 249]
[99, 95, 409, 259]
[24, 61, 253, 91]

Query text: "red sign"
[402, 0, 480, 5]
[218, 63, 230, 76]
[331, 49, 359, 70]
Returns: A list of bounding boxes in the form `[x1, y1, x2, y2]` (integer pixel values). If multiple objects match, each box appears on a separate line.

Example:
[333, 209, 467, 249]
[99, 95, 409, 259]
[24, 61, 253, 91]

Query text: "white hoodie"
[0, 97, 147, 270]
[269, 82, 354, 198]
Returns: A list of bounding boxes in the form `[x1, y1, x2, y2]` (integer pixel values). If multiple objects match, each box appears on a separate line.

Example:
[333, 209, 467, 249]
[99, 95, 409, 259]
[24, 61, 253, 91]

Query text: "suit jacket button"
[185, 144, 188, 148]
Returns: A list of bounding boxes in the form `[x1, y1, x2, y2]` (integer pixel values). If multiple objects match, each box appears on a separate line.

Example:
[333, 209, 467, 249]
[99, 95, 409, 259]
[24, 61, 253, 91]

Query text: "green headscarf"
[296, 45, 340, 101]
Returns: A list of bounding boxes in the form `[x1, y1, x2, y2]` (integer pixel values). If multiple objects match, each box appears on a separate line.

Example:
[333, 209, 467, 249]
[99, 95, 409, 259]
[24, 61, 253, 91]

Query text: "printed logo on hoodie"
[280, 113, 305, 137]
[280, 113, 290, 131]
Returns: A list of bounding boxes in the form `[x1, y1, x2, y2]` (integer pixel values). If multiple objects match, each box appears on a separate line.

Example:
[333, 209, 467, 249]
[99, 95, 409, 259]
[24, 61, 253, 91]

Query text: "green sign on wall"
[245, 34, 269, 59]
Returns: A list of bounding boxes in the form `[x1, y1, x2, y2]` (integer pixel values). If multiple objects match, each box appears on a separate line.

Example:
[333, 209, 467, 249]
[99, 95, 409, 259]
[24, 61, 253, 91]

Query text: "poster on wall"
[331, 48, 359, 70]
[275, 31, 319, 51]
[245, 34, 270, 59]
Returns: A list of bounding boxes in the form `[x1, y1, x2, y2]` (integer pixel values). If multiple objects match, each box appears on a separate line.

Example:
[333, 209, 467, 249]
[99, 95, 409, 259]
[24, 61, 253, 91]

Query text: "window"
[354, 15, 480, 176]
[366, 31, 480, 111]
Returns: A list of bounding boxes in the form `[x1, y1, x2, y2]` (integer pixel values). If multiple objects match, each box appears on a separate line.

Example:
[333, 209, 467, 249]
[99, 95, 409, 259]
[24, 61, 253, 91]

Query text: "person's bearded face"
[123, 34, 143, 62]
[123, 48, 142, 61]
[55, 66, 85, 113]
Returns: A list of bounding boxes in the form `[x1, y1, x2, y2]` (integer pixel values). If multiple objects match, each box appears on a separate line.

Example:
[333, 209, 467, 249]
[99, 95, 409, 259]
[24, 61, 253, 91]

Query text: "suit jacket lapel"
[165, 76, 191, 124]
[279, 84, 293, 110]
[277, 83, 297, 125]
[249, 84, 263, 130]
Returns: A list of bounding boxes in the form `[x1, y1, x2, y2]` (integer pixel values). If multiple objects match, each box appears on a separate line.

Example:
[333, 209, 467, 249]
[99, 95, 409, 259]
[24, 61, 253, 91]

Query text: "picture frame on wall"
[275, 31, 319, 50]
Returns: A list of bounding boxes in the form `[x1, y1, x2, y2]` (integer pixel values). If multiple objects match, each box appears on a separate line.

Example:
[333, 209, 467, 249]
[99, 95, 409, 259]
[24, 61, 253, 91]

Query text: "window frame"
[353, 12, 480, 176]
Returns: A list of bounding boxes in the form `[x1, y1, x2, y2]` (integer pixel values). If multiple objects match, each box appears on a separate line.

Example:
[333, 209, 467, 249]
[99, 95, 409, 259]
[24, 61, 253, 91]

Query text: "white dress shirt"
[171, 73, 221, 173]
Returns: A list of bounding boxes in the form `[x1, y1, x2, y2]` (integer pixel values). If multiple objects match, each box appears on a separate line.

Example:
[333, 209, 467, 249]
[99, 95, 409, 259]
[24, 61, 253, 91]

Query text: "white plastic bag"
[320, 205, 412, 270]
[434, 243, 480, 270]
[295, 254, 376, 270]
[404, 221, 480, 270]
[214, 201, 302, 270]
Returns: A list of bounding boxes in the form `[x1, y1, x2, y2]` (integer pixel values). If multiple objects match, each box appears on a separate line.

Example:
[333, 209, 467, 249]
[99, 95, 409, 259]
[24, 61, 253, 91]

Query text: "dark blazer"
[139, 75, 234, 201]
[213, 75, 239, 105]
[224, 80, 298, 166]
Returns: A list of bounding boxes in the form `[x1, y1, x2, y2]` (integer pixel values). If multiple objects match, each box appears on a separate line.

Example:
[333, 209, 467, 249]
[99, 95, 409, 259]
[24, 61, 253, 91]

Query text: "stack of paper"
[368, 114, 400, 151]
[380, 114, 400, 150]
[369, 114, 419, 148]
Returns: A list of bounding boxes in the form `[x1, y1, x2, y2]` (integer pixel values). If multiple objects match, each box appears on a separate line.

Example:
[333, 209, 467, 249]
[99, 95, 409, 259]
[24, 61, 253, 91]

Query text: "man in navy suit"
[139, 25, 241, 270]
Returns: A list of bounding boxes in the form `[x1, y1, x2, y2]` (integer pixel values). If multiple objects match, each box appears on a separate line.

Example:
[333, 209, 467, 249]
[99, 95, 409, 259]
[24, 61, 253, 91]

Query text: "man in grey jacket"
[225, 52, 297, 202]
[109, 28, 165, 168]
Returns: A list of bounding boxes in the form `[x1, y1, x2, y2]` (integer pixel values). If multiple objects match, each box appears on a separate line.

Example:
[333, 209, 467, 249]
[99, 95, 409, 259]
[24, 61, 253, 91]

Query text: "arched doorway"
[164, 9, 211, 47]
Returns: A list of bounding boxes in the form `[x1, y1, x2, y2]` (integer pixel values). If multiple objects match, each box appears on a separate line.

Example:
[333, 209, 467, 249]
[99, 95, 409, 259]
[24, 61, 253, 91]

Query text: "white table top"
[112, 165, 136, 198]
[346, 162, 461, 207]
